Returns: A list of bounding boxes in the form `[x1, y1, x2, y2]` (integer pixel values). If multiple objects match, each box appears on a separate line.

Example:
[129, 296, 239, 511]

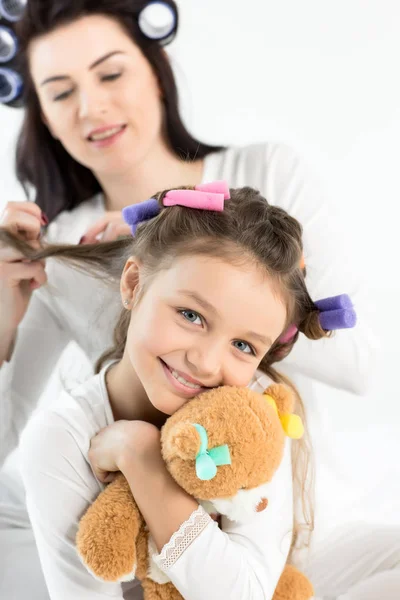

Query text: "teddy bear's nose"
[256, 497, 268, 512]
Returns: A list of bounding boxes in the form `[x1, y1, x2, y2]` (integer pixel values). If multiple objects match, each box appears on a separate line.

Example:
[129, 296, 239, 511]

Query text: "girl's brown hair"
[0, 185, 329, 557]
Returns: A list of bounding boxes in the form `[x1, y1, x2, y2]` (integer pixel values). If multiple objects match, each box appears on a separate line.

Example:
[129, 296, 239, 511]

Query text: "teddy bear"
[76, 383, 314, 600]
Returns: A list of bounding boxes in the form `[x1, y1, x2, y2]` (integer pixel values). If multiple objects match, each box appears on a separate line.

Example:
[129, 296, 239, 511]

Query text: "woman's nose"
[78, 86, 108, 120]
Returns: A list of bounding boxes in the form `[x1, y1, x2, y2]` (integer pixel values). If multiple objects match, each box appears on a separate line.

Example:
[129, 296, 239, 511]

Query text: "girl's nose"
[185, 342, 223, 382]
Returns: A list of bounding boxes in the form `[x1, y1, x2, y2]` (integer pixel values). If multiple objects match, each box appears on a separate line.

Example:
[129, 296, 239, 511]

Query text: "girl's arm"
[19, 410, 126, 600]
[263, 143, 378, 394]
[117, 423, 293, 600]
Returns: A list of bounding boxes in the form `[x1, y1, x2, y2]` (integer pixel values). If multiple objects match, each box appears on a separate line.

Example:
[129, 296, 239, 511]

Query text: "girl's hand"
[80, 211, 131, 244]
[88, 420, 160, 483]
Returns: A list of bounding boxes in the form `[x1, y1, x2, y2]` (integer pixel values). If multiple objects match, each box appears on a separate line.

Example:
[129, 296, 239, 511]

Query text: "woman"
[0, 1, 375, 598]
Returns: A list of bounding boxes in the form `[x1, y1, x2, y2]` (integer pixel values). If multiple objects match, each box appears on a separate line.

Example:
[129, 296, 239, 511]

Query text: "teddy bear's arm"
[76, 473, 144, 582]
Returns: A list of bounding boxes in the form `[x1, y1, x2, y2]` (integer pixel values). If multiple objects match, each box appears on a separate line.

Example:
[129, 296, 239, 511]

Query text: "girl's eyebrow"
[245, 331, 272, 346]
[177, 290, 219, 317]
[40, 50, 125, 86]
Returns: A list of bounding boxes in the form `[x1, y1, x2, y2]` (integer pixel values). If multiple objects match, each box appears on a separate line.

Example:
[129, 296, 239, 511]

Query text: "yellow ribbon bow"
[263, 394, 304, 439]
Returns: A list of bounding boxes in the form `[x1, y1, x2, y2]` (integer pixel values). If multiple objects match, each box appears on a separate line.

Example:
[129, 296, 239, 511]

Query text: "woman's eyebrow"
[40, 50, 125, 86]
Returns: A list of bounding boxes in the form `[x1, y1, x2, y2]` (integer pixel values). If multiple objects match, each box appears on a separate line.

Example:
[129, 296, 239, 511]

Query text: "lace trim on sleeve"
[154, 505, 212, 571]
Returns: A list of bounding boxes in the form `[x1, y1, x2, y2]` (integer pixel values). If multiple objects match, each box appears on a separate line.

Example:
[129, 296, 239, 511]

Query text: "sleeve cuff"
[153, 505, 213, 571]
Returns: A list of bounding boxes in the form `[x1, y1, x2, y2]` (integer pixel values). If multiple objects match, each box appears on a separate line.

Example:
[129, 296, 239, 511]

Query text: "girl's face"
[121, 254, 287, 415]
[29, 14, 164, 176]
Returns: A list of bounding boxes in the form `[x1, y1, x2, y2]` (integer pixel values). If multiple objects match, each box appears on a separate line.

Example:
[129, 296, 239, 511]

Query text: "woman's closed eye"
[52, 73, 122, 101]
[101, 72, 122, 82]
[53, 89, 73, 102]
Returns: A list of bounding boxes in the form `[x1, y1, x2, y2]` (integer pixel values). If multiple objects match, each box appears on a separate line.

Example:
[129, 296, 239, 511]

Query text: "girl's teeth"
[90, 126, 123, 141]
[171, 369, 201, 389]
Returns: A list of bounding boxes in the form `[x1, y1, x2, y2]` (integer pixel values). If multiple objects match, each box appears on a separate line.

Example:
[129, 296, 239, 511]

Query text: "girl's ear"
[120, 256, 142, 308]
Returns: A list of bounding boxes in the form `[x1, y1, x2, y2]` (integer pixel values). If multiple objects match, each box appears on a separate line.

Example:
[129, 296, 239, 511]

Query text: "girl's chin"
[151, 394, 190, 417]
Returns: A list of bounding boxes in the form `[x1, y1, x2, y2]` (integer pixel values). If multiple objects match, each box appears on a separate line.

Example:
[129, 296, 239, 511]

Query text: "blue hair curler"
[0, 66, 23, 104]
[138, 1, 178, 45]
[0, 0, 27, 22]
[0, 25, 18, 63]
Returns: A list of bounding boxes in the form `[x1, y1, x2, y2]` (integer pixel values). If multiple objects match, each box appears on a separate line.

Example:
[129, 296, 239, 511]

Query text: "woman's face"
[121, 254, 287, 416]
[29, 14, 164, 176]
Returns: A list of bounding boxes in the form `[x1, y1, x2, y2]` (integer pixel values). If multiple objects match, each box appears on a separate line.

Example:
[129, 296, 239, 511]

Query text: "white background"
[1, 0, 399, 538]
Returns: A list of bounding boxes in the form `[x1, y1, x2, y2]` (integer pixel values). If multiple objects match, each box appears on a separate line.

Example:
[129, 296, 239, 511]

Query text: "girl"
[0, 0, 374, 598]
[8, 183, 341, 599]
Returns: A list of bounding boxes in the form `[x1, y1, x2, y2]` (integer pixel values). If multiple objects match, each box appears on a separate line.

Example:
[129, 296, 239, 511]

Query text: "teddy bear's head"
[161, 383, 303, 521]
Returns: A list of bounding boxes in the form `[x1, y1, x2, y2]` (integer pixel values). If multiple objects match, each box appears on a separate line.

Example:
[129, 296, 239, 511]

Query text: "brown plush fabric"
[274, 565, 314, 600]
[76, 384, 313, 600]
[142, 579, 184, 600]
[162, 386, 285, 496]
[77, 473, 142, 582]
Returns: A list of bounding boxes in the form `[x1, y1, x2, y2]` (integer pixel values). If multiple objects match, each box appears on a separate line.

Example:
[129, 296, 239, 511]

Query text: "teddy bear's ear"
[264, 383, 304, 439]
[264, 383, 295, 415]
[163, 421, 201, 461]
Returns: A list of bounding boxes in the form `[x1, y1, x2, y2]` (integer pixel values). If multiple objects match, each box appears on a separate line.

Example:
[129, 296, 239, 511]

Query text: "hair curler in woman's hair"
[0, 0, 25, 107]
[138, 1, 178, 45]
[0, 25, 18, 62]
[0, 0, 27, 22]
[0, 66, 22, 104]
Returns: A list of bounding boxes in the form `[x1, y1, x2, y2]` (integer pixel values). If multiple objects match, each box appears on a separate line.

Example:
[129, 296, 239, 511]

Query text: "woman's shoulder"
[45, 193, 105, 244]
[204, 142, 310, 190]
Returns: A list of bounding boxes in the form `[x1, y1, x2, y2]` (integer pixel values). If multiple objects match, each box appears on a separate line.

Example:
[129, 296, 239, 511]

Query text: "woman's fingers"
[0, 202, 45, 243]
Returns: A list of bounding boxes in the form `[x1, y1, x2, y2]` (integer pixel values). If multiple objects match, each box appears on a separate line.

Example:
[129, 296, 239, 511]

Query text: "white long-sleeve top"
[19, 366, 293, 600]
[0, 143, 376, 467]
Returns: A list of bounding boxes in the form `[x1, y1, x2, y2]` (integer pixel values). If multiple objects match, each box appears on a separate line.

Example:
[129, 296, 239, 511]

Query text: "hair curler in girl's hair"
[279, 293, 357, 344]
[315, 293, 357, 330]
[122, 181, 230, 235]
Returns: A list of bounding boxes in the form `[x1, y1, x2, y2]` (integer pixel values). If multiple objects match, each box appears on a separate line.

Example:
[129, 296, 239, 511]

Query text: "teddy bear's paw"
[77, 539, 138, 583]
[142, 579, 184, 600]
[76, 517, 139, 582]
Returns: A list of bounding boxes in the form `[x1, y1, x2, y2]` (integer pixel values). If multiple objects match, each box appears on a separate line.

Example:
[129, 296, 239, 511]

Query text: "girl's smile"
[159, 358, 211, 397]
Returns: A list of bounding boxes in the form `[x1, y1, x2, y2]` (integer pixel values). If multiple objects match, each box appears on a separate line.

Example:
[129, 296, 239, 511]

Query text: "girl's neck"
[105, 361, 167, 429]
[95, 140, 205, 212]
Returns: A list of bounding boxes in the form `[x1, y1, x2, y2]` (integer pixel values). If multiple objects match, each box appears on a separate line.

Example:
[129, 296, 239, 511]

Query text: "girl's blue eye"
[233, 340, 254, 355]
[180, 310, 202, 326]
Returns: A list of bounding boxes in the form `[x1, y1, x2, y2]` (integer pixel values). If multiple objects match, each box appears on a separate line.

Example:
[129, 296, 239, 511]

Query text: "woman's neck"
[95, 141, 205, 212]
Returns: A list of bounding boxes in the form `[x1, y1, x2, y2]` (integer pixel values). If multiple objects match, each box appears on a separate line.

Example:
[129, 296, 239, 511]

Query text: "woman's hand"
[88, 420, 161, 483]
[0, 201, 47, 361]
[80, 211, 131, 244]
